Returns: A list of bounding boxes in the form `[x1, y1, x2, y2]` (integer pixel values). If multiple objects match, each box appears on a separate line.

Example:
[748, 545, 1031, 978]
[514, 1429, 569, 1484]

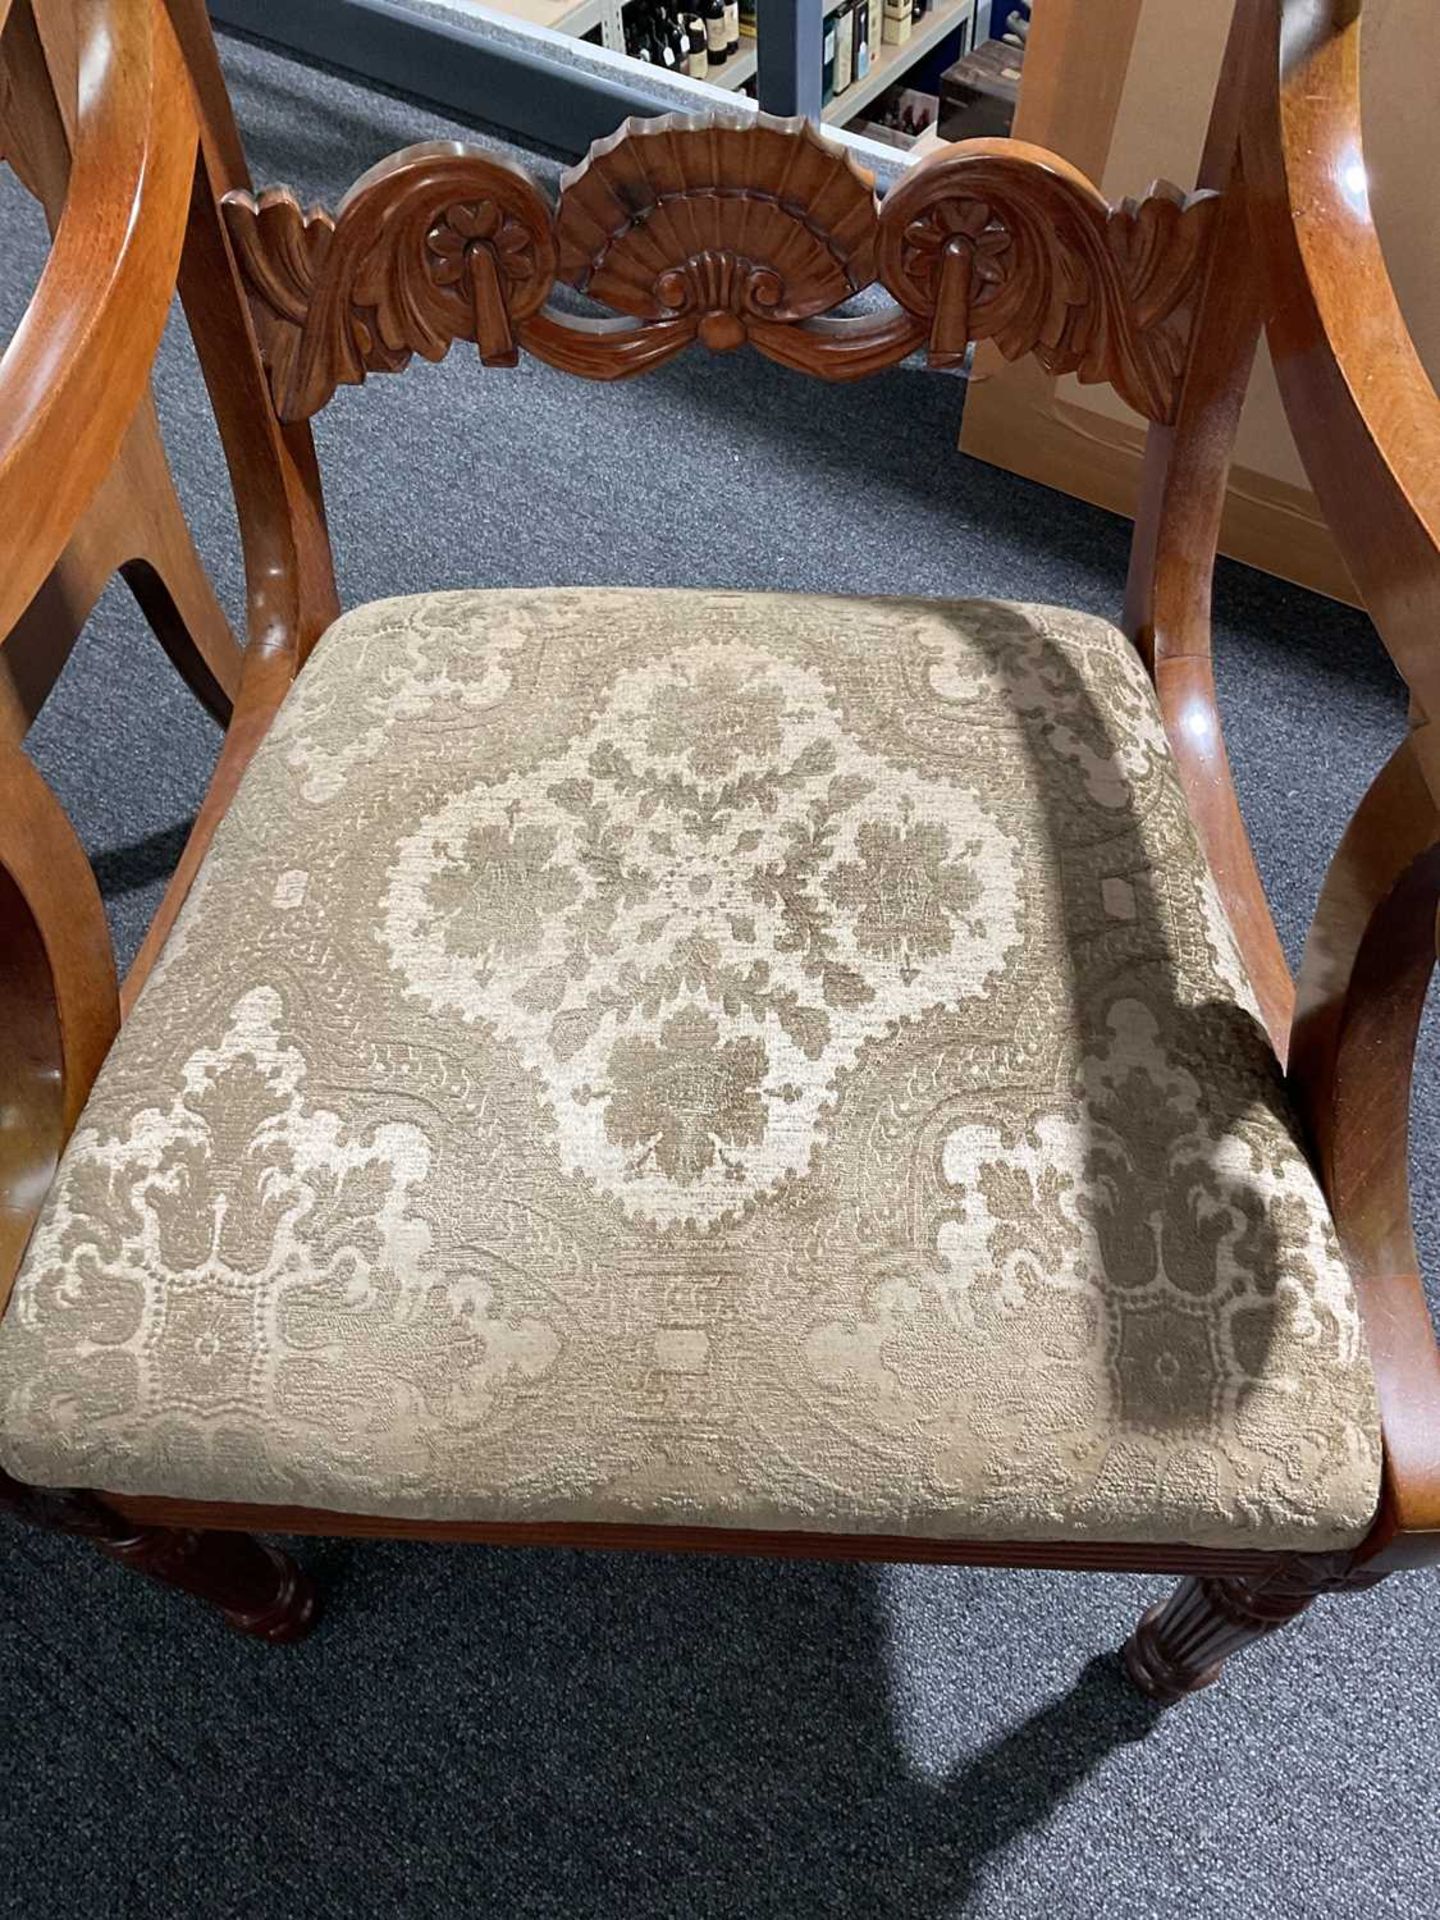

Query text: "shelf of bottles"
[575, 0, 975, 121]
[620, 0, 758, 91]
[820, 0, 974, 124]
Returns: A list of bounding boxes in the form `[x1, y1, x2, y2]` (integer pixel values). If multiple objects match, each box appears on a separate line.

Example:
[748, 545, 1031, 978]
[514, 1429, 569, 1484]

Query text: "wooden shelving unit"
[822, 0, 974, 125]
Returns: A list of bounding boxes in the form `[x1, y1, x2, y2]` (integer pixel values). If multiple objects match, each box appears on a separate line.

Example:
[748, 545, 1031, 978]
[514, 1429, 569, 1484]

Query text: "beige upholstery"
[0, 590, 1381, 1548]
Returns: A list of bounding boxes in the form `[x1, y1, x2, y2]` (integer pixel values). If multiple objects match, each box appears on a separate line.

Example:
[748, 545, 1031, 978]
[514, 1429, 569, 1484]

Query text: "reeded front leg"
[1, 1470, 318, 1643]
[1124, 1555, 1382, 1705]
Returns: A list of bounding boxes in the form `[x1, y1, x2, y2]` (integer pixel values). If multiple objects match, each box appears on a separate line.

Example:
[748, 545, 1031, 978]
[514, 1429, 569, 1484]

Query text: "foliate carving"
[877, 146, 1219, 422]
[222, 190, 336, 412]
[222, 119, 1218, 421]
[223, 141, 557, 417]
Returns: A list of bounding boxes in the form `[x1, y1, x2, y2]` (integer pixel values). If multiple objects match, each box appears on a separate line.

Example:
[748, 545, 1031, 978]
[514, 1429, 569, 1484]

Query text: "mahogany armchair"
[1, 0, 1436, 1709]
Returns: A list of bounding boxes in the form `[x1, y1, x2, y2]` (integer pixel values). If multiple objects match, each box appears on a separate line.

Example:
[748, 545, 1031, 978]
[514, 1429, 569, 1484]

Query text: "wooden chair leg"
[1123, 1556, 1383, 1704]
[1, 1469, 318, 1644]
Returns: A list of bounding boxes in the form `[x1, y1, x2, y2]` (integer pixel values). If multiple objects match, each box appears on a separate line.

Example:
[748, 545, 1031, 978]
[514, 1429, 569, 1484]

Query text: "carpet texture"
[3, 30, 1437, 1920]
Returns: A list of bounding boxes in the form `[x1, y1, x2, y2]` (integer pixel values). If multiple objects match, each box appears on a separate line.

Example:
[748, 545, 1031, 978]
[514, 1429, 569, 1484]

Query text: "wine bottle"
[834, 0, 853, 92]
[852, 0, 869, 79]
[702, 0, 728, 65]
[739, 0, 757, 35]
[684, 7, 709, 75]
[723, 0, 739, 55]
[668, 7, 691, 68]
[821, 12, 836, 101]
[882, 0, 911, 43]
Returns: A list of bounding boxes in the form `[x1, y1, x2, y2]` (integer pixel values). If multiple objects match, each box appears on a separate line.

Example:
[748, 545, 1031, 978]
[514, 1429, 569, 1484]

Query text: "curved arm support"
[0, 744, 118, 1315]
[1123, 0, 1294, 1056]
[1244, 0, 1440, 762]
[0, 0, 198, 637]
[1127, 166, 1292, 1058]
[1288, 734, 1440, 1567]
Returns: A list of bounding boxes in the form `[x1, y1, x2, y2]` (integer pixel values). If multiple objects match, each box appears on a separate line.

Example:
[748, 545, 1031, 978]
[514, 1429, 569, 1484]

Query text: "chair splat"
[220, 113, 1218, 423]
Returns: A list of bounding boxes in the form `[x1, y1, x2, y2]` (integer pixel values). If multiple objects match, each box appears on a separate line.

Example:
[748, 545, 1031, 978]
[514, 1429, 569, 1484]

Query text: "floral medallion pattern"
[0, 590, 1380, 1547]
[381, 642, 1019, 1227]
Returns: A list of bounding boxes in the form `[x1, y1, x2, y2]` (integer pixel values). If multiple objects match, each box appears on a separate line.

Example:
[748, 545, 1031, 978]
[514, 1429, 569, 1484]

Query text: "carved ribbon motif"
[220, 113, 1219, 424]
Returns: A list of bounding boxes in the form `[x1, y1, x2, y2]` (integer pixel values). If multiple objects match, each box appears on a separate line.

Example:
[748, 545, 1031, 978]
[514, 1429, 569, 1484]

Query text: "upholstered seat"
[0, 589, 1381, 1549]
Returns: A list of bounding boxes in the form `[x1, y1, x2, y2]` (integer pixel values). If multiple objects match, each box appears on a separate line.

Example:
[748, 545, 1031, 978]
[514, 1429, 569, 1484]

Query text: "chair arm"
[1244, 0, 1440, 737]
[0, 742, 118, 1316]
[0, 0, 197, 637]
[1289, 736, 1440, 1566]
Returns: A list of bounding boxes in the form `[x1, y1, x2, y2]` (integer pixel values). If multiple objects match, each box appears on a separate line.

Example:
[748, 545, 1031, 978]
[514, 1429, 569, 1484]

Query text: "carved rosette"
[423, 195, 551, 363]
[222, 119, 1218, 420]
[876, 144, 1219, 422]
[224, 141, 557, 417]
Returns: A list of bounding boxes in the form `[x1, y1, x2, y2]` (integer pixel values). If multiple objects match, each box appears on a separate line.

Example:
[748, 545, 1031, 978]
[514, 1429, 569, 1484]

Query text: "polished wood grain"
[880, 140, 1217, 419]
[1244, 0, 1440, 1574]
[1122, 1, 1294, 1059]
[0, 0, 192, 1321]
[0, 0, 196, 640]
[0, 0, 322, 1630]
[107, 1495, 1287, 1579]
[120, 0, 340, 1013]
[122, 156, 340, 1015]
[0, 394, 239, 737]
[1, 0, 1438, 1683]
[0, 740, 116, 1316]
[1243, 0, 1440, 774]
[1287, 736, 1440, 1567]
[0, 1468, 318, 1641]
[959, 356, 1363, 607]
[221, 116, 1215, 422]
[0, 0, 241, 737]
[1123, 1552, 1385, 1703]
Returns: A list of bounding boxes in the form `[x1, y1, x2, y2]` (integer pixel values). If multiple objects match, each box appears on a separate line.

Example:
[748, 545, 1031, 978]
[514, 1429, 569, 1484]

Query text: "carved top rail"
[221, 114, 1219, 425]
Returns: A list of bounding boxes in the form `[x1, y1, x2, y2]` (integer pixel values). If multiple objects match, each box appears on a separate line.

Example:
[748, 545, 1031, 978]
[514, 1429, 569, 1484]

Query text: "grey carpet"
[4, 31, 1438, 1920]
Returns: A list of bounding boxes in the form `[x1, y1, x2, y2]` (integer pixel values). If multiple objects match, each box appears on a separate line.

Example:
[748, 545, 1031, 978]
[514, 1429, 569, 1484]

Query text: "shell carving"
[222, 118, 1220, 420]
[553, 114, 879, 341]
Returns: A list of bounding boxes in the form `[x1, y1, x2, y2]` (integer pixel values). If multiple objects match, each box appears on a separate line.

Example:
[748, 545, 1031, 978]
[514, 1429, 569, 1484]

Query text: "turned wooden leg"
[1123, 1555, 1383, 1705]
[1, 1470, 318, 1644]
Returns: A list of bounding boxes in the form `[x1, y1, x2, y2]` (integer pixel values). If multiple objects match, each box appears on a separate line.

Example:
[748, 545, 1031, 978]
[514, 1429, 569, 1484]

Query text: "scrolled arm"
[1241, 0, 1440, 1566]
[1288, 735, 1440, 1566]
[0, 742, 118, 1315]
[1244, 0, 1440, 742]
[0, 0, 198, 637]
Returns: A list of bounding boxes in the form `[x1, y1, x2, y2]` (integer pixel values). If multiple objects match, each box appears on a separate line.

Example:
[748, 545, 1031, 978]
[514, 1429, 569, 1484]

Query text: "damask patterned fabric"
[0, 590, 1381, 1548]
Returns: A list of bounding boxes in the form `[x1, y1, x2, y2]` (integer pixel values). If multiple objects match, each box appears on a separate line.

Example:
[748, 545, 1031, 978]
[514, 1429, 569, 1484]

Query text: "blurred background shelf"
[824, 0, 975, 126]
[210, 0, 994, 164]
[471, 0, 981, 129]
[712, 43, 760, 88]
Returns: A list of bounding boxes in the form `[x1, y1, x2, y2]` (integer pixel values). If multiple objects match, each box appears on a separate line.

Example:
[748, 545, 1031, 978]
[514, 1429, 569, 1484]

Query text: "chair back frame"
[0, 0, 1436, 1578]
